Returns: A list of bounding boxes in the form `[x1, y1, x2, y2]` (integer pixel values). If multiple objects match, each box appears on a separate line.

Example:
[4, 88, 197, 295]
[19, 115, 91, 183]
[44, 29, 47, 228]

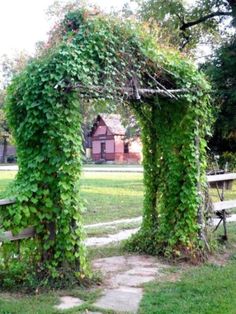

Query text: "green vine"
[1, 9, 212, 287]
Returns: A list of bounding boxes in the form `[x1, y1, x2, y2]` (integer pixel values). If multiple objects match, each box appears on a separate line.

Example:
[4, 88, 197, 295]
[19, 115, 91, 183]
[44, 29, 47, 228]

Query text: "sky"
[0, 0, 132, 58]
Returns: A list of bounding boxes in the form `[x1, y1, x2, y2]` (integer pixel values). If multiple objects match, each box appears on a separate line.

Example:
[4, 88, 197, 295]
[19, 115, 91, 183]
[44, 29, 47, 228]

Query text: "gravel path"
[85, 214, 236, 247]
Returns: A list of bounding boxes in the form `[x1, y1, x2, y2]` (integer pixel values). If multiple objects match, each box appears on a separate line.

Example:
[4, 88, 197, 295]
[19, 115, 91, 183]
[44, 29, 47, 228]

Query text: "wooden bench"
[207, 173, 236, 240]
[207, 173, 236, 190]
[0, 198, 35, 242]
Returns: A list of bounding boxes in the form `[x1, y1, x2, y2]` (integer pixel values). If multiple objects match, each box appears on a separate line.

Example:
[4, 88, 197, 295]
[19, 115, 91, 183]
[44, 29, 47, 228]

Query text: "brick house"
[88, 114, 142, 164]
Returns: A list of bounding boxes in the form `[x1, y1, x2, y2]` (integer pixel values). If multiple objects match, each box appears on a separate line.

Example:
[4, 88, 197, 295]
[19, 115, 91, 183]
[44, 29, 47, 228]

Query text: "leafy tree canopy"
[134, 0, 235, 50]
[0, 53, 30, 162]
[0, 53, 30, 89]
[205, 36, 236, 152]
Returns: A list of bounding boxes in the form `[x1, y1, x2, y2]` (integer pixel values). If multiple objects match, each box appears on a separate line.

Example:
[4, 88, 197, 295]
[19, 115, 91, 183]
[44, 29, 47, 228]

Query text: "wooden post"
[222, 209, 228, 241]
[195, 123, 206, 243]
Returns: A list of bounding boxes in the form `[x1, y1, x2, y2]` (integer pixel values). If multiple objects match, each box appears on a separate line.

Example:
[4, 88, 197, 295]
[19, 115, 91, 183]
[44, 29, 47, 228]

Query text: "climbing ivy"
[1, 9, 212, 287]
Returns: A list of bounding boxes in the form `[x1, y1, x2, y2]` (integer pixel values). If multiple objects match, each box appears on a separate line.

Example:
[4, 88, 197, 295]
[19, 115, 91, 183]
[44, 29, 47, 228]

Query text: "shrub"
[219, 152, 236, 172]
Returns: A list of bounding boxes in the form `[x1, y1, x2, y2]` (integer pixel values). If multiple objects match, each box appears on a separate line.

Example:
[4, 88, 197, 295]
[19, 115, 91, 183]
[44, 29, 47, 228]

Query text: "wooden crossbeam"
[0, 226, 35, 241]
[207, 173, 236, 183]
[73, 83, 189, 98]
[0, 198, 16, 206]
[213, 200, 236, 212]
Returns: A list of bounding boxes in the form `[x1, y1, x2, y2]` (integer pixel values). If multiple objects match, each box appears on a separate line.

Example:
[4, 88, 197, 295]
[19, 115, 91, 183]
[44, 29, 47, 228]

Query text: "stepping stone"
[93, 256, 127, 273]
[94, 287, 143, 313]
[55, 296, 84, 310]
[125, 267, 158, 276]
[110, 273, 155, 287]
[126, 255, 158, 267]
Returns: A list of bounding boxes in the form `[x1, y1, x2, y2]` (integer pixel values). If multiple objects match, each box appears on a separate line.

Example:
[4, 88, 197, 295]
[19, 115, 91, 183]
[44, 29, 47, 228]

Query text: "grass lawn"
[139, 222, 236, 314]
[0, 171, 236, 313]
[80, 172, 143, 224]
[139, 260, 236, 314]
[0, 171, 144, 224]
[0, 241, 124, 314]
[0, 288, 111, 314]
[1, 170, 236, 223]
[0, 171, 16, 199]
[0, 224, 236, 314]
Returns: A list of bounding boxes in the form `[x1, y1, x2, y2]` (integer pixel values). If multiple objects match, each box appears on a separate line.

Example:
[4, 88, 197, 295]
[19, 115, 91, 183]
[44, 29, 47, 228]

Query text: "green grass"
[0, 288, 115, 314]
[1, 170, 236, 235]
[0, 293, 58, 314]
[0, 171, 236, 314]
[0, 241, 123, 313]
[0, 171, 16, 198]
[80, 172, 143, 224]
[88, 242, 125, 260]
[139, 260, 236, 314]
[0, 171, 144, 224]
[86, 220, 141, 237]
[139, 222, 236, 314]
[1, 224, 236, 314]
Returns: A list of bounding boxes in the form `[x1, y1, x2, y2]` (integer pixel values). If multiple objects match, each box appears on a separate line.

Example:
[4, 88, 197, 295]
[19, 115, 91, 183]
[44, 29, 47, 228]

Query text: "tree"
[134, 0, 235, 50]
[133, 0, 236, 158]
[0, 90, 11, 163]
[0, 53, 30, 163]
[0, 53, 30, 88]
[205, 36, 236, 153]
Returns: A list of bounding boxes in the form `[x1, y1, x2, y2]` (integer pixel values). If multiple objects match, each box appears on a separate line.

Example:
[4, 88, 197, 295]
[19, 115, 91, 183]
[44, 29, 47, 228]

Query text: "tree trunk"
[1, 136, 8, 163]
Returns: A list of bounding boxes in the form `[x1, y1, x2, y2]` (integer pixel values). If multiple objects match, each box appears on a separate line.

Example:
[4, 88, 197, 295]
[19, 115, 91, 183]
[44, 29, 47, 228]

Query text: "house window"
[124, 143, 129, 153]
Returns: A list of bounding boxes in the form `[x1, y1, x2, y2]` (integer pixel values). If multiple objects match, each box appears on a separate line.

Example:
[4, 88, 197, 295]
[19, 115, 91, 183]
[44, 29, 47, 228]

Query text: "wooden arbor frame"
[3, 11, 214, 273]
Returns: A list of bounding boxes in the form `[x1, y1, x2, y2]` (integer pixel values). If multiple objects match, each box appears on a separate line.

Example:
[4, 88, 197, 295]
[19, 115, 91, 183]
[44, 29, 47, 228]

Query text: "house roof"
[96, 114, 126, 135]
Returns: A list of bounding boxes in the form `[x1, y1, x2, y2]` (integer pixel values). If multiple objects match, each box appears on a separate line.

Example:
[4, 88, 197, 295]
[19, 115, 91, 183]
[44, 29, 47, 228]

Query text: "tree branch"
[180, 11, 232, 31]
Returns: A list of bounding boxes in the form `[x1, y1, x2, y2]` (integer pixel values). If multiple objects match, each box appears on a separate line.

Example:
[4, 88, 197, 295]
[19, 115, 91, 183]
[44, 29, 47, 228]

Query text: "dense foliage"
[0, 53, 30, 163]
[134, 0, 234, 50]
[0, 91, 11, 163]
[139, 260, 236, 314]
[1, 9, 211, 287]
[219, 152, 236, 171]
[206, 36, 236, 153]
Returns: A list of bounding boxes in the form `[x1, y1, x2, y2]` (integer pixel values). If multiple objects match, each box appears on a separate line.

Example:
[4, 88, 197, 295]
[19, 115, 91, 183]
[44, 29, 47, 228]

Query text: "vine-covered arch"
[2, 10, 212, 284]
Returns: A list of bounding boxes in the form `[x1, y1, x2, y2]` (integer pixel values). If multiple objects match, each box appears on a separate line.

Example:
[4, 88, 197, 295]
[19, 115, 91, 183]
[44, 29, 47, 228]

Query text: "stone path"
[54, 215, 236, 312]
[55, 296, 84, 310]
[92, 255, 168, 313]
[55, 255, 168, 313]
[0, 165, 143, 172]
